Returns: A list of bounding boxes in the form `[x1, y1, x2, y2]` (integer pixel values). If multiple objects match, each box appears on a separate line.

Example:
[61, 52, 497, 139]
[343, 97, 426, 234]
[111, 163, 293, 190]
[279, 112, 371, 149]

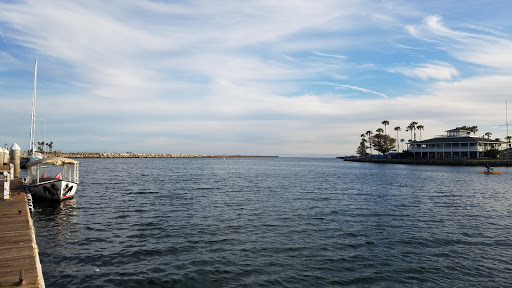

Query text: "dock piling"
[9, 143, 20, 179]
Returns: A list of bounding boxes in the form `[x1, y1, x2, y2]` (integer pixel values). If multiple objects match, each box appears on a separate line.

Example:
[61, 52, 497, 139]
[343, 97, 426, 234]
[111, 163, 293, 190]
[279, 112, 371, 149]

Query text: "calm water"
[32, 158, 512, 287]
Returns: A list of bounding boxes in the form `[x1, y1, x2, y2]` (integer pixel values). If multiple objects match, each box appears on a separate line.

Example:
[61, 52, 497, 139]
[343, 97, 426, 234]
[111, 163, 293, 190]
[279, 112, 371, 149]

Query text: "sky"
[1, 0, 512, 157]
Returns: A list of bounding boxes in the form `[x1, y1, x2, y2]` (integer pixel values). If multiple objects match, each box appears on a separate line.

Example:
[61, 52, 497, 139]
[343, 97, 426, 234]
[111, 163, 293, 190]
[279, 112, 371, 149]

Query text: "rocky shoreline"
[42, 152, 278, 159]
[342, 157, 512, 166]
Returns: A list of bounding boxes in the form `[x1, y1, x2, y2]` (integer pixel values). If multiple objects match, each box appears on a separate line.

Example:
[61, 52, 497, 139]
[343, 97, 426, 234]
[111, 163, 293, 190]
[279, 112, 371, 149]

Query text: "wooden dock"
[0, 170, 45, 287]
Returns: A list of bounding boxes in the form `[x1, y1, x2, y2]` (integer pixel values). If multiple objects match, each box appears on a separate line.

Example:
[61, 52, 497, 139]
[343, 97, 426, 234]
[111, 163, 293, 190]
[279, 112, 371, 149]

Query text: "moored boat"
[25, 157, 79, 201]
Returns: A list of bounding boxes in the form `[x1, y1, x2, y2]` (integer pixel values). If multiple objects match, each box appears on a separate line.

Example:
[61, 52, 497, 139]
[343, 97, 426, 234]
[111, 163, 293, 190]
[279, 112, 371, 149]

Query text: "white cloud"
[405, 14, 512, 71]
[389, 62, 459, 80]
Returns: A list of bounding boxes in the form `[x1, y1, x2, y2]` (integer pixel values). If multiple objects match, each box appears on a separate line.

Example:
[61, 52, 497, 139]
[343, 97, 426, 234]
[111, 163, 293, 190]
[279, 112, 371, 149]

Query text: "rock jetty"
[45, 152, 277, 159]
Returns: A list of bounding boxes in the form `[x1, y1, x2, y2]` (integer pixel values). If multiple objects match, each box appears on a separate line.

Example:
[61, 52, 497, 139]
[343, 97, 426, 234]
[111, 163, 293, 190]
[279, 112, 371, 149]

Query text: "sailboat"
[20, 60, 43, 168]
[21, 60, 80, 201]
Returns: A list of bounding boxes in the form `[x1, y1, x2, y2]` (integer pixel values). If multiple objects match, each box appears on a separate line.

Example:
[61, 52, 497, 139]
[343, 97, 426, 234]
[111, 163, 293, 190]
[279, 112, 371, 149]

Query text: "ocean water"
[32, 157, 512, 287]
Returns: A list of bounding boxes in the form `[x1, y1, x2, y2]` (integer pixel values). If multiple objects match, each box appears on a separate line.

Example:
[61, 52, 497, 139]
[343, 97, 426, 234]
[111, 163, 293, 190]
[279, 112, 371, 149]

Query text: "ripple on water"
[33, 158, 512, 287]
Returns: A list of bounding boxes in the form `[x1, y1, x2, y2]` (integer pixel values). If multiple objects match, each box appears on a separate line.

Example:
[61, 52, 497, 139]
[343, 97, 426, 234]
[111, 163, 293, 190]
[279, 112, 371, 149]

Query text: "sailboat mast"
[30, 60, 37, 158]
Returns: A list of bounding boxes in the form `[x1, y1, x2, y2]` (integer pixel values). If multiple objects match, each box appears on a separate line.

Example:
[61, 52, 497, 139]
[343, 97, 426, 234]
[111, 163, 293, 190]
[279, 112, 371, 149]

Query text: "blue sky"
[1, 0, 512, 156]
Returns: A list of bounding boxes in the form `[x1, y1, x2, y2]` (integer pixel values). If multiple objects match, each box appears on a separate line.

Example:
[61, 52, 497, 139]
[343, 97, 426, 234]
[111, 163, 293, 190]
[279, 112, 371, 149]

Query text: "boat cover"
[26, 157, 79, 168]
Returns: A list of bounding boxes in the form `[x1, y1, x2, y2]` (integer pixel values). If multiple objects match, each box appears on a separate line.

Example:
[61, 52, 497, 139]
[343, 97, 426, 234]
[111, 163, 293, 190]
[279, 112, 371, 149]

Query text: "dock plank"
[0, 179, 44, 287]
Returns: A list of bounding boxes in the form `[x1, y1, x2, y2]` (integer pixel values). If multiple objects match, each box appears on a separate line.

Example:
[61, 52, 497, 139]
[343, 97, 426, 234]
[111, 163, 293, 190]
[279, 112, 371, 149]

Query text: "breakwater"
[45, 152, 278, 159]
[343, 157, 512, 166]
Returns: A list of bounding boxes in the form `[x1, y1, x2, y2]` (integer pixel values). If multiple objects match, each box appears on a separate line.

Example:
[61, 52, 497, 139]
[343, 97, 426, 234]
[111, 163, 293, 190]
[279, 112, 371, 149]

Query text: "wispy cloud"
[312, 51, 347, 59]
[389, 62, 459, 80]
[321, 82, 388, 98]
[405, 14, 512, 71]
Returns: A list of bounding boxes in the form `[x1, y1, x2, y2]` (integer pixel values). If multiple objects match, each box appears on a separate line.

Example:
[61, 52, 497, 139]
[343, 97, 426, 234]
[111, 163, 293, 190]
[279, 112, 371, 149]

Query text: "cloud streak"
[321, 82, 388, 98]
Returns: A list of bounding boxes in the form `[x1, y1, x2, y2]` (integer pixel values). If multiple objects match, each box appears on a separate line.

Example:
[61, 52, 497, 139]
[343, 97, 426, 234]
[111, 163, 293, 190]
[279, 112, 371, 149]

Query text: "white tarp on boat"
[26, 157, 79, 185]
[26, 157, 79, 168]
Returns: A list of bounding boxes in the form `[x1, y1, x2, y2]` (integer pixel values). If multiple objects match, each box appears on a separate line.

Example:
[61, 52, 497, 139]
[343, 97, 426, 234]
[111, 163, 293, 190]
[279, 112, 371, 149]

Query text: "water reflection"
[34, 199, 78, 244]
[35, 199, 77, 220]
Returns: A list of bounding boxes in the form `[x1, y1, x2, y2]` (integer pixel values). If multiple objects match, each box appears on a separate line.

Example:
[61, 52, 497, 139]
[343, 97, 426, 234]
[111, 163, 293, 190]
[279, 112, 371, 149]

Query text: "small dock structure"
[0, 164, 45, 287]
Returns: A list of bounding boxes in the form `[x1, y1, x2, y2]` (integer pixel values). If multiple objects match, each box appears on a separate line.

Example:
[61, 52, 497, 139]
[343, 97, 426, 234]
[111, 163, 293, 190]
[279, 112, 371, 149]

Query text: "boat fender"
[26, 194, 34, 218]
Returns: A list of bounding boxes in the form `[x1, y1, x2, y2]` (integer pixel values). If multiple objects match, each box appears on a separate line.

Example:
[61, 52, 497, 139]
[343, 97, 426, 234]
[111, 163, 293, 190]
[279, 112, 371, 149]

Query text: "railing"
[1, 164, 13, 200]
[409, 146, 492, 152]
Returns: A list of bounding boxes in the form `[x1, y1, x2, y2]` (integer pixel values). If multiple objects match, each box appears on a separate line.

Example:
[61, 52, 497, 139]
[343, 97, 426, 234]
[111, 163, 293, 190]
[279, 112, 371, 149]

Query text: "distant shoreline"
[42, 152, 278, 159]
[341, 156, 512, 167]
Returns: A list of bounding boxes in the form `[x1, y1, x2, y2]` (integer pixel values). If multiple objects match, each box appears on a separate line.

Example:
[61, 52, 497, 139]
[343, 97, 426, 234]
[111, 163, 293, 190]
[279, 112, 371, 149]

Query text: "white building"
[407, 128, 506, 159]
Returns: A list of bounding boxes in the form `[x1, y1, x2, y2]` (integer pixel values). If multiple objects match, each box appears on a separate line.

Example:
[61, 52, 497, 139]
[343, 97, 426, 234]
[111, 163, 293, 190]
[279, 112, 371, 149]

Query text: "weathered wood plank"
[0, 179, 44, 287]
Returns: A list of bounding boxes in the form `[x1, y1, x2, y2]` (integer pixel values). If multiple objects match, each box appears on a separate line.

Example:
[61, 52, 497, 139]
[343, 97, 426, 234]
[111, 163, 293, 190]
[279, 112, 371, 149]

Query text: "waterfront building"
[407, 128, 506, 159]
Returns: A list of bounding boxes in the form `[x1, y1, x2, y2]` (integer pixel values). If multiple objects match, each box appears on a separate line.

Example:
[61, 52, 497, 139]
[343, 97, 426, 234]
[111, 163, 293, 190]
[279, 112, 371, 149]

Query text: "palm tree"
[37, 141, 45, 152]
[506, 136, 512, 148]
[484, 132, 492, 139]
[45, 141, 54, 152]
[400, 139, 405, 152]
[408, 121, 418, 141]
[376, 128, 384, 134]
[406, 124, 413, 142]
[382, 120, 389, 135]
[470, 126, 478, 135]
[366, 130, 373, 155]
[394, 126, 401, 152]
[416, 125, 424, 141]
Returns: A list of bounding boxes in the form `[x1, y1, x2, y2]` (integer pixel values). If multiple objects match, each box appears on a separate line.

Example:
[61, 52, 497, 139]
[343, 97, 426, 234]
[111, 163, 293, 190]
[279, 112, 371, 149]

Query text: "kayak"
[477, 171, 501, 174]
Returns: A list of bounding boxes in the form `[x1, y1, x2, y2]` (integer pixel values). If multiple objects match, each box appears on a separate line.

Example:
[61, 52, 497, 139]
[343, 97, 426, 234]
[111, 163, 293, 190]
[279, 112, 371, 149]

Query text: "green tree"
[484, 132, 492, 139]
[371, 134, 396, 154]
[356, 137, 368, 157]
[484, 144, 500, 159]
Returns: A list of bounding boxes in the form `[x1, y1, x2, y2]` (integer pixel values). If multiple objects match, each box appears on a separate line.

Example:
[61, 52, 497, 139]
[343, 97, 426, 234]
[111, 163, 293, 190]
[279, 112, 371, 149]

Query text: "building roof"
[408, 136, 506, 145]
[445, 128, 471, 133]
